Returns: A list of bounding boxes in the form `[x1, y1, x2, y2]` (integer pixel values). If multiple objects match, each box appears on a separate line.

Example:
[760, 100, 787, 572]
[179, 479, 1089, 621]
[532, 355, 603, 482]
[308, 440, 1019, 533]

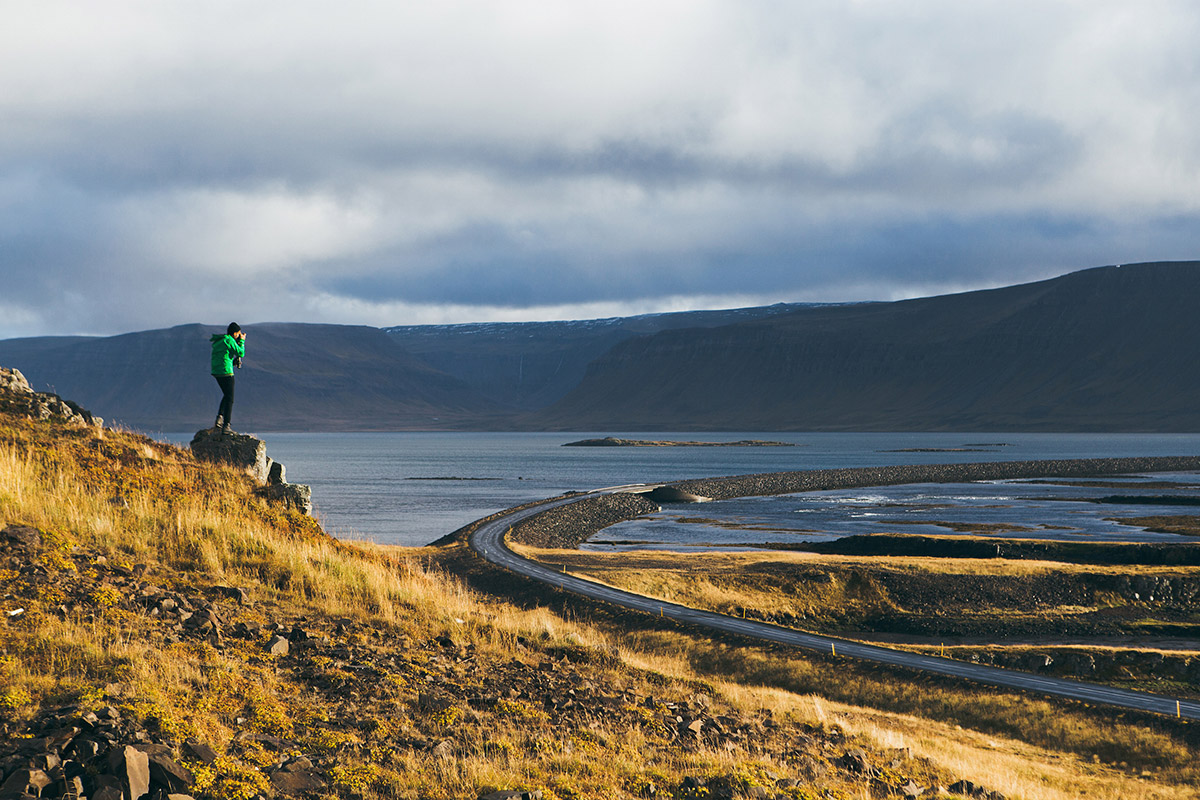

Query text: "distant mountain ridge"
[1, 262, 1196, 431]
[384, 303, 817, 410]
[0, 305, 811, 431]
[0, 323, 501, 431]
[535, 261, 1200, 431]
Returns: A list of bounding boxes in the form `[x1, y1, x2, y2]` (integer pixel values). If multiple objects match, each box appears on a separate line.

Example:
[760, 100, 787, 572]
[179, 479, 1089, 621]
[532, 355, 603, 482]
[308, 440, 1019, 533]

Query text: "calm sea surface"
[160, 432, 1200, 548]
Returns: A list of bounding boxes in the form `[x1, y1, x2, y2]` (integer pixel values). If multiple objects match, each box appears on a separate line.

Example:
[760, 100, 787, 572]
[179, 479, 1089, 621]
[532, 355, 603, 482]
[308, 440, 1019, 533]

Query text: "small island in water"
[563, 436, 797, 447]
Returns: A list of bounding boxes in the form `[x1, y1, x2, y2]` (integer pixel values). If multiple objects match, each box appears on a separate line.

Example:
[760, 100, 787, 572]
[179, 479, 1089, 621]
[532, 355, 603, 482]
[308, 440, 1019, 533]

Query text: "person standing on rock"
[210, 323, 245, 433]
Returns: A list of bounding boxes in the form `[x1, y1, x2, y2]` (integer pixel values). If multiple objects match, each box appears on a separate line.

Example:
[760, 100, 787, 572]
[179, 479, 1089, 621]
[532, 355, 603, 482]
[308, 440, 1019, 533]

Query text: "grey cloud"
[2, 2, 1200, 339]
[317, 210, 1198, 311]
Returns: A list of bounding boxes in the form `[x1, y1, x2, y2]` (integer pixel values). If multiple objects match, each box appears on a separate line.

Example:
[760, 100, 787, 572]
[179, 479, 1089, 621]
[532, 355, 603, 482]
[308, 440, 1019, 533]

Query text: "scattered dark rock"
[949, 779, 1006, 800]
[108, 745, 150, 800]
[211, 585, 248, 604]
[266, 635, 290, 656]
[1, 526, 41, 551]
[144, 748, 193, 793]
[0, 767, 52, 797]
[181, 740, 217, 765]
[268, 756, 327, 795]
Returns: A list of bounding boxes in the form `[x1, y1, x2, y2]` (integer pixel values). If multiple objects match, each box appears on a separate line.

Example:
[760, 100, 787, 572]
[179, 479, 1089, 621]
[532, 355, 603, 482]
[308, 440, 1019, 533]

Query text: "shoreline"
[508, 455, 1200, 550]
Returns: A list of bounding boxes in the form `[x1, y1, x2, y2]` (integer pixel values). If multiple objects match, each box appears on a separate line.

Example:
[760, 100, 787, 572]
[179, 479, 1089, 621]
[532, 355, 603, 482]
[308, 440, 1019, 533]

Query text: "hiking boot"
[220, 422, 232, 434]
[213, 415, 224, 431]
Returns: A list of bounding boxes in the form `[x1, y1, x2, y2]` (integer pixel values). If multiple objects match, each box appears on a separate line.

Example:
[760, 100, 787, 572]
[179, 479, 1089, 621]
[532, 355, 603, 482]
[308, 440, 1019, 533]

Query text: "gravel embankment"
[511, 493, 660, 548]
[671, 456, 1200, 501]
[508, 456, 1200, 550]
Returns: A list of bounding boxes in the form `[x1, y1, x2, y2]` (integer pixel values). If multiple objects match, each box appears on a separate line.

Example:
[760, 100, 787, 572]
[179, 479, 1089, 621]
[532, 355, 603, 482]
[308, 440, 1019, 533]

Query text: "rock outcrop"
[189, 428, 313, 515]
[189, 428, 270, 483]
[0, 366, 102, 428]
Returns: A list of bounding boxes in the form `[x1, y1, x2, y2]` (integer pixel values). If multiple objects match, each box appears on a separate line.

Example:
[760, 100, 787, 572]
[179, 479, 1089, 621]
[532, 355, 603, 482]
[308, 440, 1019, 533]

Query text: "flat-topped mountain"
[535, 261, 1200, 431]
[2, 261, 1197, 431]
[384, 303, 813, 410]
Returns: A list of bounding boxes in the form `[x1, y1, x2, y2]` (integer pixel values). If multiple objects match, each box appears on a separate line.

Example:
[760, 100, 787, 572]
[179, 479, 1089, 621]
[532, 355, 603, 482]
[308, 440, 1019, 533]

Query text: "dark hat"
[227, 322, 241, 335]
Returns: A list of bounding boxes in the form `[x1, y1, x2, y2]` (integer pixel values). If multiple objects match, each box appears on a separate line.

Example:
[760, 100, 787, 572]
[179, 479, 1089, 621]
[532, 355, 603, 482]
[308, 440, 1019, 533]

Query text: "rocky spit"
[512, 494, 661, 549]
[510, 456, 1200, 549]
[670, 456, 1200, 502]
[562, 438, 795, 447]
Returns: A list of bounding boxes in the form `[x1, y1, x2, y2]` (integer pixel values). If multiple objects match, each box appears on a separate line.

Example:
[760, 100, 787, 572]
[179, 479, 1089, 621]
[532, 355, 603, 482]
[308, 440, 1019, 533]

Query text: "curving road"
[468, 487, 1200, 721]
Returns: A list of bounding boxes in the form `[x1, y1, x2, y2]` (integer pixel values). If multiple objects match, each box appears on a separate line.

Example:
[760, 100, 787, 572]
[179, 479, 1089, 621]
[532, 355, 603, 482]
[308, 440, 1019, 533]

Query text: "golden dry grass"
[517, 542, 1200, 579]
[1, 416, 1198, 799]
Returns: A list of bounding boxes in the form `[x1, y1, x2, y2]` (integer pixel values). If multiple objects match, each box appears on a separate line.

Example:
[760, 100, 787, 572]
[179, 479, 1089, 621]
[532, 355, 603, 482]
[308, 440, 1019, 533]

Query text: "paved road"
[468, 488, 1200, 721]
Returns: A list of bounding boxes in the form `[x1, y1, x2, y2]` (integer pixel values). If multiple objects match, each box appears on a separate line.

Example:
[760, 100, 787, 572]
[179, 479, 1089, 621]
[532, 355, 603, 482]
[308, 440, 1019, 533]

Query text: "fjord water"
[164, 431, 1200, 547]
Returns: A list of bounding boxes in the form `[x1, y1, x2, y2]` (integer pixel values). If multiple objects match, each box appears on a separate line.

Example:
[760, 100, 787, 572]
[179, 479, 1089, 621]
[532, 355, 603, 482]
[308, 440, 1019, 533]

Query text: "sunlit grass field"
[1, 414, 1198, 798]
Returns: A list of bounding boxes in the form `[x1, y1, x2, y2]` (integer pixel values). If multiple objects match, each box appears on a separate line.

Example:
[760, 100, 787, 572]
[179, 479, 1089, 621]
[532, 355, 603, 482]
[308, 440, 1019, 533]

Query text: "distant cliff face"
[535, 261, 1200, 432]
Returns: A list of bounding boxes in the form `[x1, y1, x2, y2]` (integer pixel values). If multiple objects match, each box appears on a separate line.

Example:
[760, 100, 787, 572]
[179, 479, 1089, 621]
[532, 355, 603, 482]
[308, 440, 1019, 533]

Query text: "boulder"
[142, 748, 194, 793]
[108, 745, 150, 800]
[189, 429, 269, 483]
[1, 525, 42, 550]
[0, 768, 52, 797]
[0, 366, 32, 394]
[268, 757, 326, 795]
[267, 482, 313, 516]
[265, 635, 290, 656]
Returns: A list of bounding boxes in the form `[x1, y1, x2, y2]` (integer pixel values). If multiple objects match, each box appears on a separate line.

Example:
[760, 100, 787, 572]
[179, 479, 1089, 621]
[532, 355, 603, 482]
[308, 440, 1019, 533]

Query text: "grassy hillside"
[2, 404, 1199, 797]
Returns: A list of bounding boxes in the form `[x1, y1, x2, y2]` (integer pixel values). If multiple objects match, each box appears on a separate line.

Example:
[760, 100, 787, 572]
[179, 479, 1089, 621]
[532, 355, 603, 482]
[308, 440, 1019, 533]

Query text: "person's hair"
[227, 322, 241, 335]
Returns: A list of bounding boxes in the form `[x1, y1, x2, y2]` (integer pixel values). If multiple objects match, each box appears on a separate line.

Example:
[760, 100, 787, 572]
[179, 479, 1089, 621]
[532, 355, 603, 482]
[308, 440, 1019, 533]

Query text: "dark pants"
[213, 373, 235, 425]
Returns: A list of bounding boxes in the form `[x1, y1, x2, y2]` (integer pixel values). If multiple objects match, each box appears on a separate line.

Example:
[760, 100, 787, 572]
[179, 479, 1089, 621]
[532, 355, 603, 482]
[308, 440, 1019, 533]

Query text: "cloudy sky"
[2, 1, 1198, 339]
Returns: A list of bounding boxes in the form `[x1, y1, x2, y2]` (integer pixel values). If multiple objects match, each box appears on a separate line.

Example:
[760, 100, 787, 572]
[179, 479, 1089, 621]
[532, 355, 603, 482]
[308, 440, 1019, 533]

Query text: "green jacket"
[210, 334, 245, 376]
